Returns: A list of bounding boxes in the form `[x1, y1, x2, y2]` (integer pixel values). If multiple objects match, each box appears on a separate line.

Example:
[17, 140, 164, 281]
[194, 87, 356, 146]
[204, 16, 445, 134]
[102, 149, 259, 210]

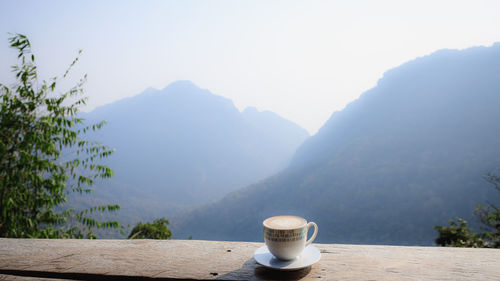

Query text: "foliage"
[0, 34, 119, 238]
[473, 172, 500, 247]
[128, 218, 172, 239]
[434, 218, 487, 247]
[434, 171, 500, 248]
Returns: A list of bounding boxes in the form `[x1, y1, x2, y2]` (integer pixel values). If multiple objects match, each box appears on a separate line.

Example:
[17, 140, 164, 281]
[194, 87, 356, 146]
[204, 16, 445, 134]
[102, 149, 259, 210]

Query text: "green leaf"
[0, 34, 120, 239]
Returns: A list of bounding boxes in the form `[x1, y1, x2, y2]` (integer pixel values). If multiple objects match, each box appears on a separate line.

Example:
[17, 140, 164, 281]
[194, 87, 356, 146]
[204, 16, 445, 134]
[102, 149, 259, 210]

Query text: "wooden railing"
[0, 238, 498, 280]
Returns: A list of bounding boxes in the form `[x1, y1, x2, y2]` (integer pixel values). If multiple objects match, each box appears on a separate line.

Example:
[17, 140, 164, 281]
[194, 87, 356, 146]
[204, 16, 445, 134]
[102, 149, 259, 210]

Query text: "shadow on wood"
[216, 258, 312, 281]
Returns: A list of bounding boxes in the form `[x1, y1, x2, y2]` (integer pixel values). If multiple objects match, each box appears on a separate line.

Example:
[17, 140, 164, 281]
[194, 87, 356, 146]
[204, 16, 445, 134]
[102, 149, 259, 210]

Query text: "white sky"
[0, 0, 499, 134]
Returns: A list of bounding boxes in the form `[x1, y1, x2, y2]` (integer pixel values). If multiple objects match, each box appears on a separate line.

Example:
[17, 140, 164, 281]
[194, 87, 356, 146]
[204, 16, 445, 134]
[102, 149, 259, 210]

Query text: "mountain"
[170, 44, 500, 245]
[74, 81, 309, 227]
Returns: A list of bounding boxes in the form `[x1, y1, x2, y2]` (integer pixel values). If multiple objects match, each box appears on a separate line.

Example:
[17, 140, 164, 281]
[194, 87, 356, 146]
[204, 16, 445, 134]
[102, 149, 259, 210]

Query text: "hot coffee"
[264, 215, 306, 229]
[263, 215, 318, 260]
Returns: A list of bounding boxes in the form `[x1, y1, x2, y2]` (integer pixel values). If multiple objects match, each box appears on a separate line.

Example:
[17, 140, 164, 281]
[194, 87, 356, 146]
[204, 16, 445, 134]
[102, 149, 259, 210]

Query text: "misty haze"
[61, 43, 500, 246]
[1, 0, 500, 252]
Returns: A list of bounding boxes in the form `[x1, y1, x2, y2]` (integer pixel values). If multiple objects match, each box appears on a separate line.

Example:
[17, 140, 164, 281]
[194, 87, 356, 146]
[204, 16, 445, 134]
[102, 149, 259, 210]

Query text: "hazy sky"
[1, 0, 499, 134]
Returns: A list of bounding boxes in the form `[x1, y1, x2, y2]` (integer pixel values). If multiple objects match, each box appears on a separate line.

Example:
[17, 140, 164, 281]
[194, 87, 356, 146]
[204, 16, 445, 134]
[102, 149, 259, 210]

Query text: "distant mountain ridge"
[292, 43, 500, 170]
[73, 81, 309, 228]
[170, 43, 500, 245]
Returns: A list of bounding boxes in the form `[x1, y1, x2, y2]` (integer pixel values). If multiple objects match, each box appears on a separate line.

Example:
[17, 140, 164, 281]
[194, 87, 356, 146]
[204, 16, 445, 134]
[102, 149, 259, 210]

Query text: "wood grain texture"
[0, 239, 498, 280]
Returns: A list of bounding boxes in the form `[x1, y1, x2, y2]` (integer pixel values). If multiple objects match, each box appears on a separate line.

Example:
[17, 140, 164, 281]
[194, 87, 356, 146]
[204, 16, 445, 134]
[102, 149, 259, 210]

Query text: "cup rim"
[263, 215, 307, 230]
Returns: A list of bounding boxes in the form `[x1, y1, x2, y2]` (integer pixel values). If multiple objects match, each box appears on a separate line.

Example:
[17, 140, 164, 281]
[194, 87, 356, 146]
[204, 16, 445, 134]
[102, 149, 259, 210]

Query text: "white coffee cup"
[263, 215, 318, 260]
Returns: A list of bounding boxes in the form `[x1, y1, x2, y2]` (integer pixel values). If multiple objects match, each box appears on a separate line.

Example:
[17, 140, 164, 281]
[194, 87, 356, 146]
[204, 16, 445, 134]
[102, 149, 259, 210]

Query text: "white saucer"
[253, 245, 321, 271]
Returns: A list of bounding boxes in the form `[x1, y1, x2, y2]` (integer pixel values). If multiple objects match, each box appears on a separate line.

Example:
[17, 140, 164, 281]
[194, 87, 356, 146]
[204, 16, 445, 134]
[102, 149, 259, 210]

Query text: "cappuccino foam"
[264, 216, 306, 229]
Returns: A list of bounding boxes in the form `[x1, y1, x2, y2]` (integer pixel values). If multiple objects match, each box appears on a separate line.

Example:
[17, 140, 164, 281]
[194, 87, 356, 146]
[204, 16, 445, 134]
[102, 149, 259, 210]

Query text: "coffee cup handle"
[305, 222, 318, 246]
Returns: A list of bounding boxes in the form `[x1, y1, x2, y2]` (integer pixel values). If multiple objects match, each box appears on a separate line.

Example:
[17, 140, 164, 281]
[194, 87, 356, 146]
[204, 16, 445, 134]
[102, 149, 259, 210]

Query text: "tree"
[473, 172, 500, 247]
[434, 218, 487, 247]
[128, 218, 172, 239]
[434, 171, 500, 248]
[0, 34, 120, 238]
